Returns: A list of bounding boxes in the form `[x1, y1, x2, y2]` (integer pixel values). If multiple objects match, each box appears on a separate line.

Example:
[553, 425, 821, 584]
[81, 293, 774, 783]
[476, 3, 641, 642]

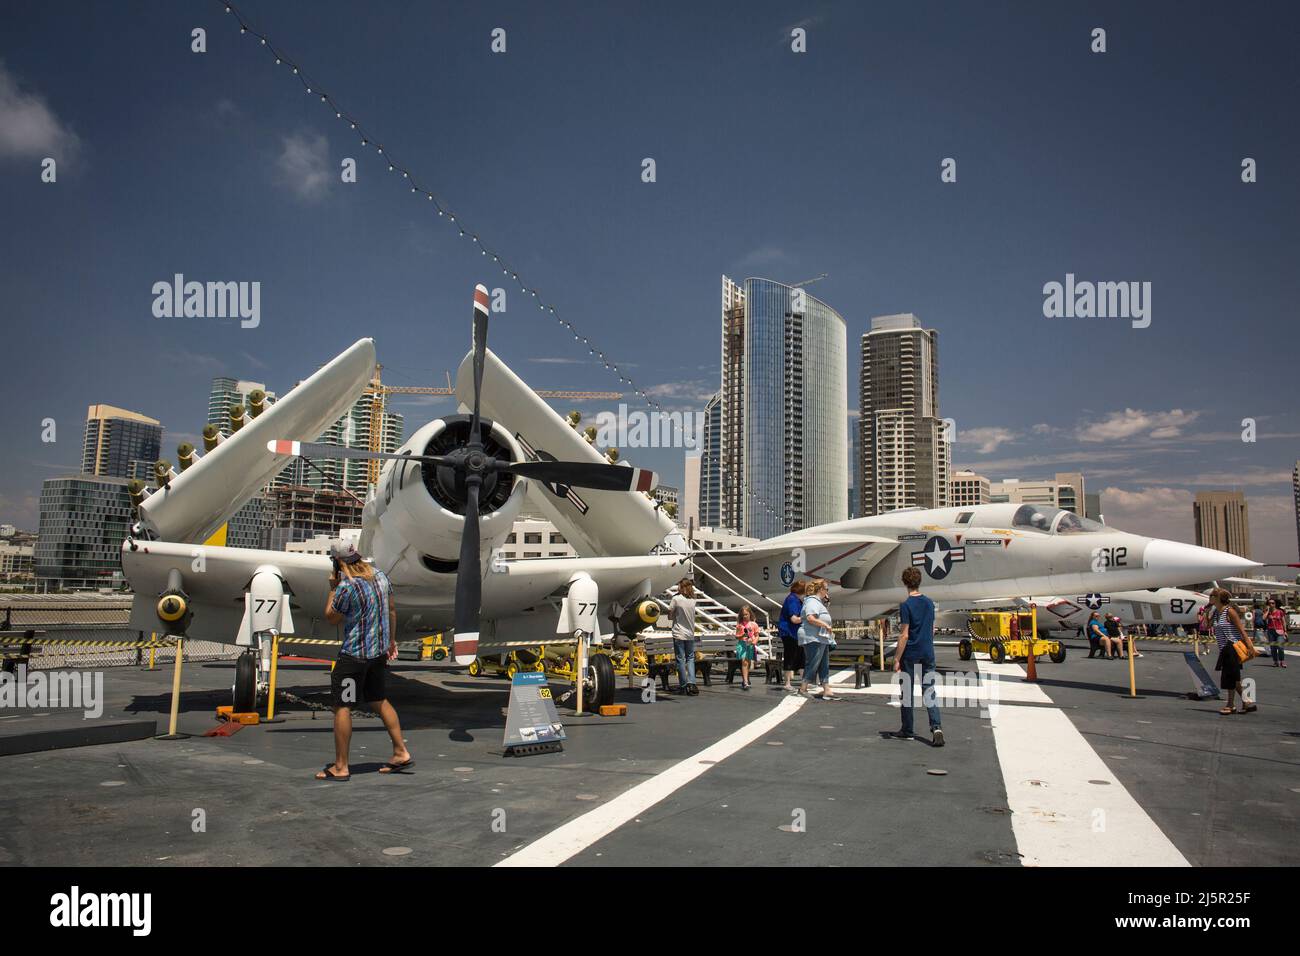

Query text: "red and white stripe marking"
[474, 284, 490, 315]
[454, 632, 479, 665]
[267, 439, 302, 456]
[633, 468, 657, 492]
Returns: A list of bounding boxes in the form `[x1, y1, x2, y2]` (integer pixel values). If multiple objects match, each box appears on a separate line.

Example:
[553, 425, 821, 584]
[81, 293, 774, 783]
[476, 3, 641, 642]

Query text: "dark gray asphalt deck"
[0, 639, 1295, 866]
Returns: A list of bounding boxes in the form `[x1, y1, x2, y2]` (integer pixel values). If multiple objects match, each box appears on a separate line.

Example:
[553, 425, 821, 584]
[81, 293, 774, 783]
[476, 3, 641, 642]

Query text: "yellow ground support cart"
[467, 647, 546, 679]
[958, 610, 1066, 664]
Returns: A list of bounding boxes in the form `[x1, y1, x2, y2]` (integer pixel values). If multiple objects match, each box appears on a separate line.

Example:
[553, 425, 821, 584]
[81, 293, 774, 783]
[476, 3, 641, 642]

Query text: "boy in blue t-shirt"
[889, 566, 944, 747]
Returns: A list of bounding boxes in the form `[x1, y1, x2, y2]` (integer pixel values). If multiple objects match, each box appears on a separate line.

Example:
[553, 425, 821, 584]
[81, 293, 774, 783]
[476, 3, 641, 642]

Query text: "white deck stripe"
[834, 680, 1053, 704]
[989, 704, 1188, 866]
[971, 654, 1187, 863]
[496, 692, 809, 867]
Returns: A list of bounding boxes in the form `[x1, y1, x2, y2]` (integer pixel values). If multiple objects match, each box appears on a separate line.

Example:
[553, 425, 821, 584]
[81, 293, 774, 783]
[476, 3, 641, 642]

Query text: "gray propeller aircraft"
[119, 284, 1260, 711]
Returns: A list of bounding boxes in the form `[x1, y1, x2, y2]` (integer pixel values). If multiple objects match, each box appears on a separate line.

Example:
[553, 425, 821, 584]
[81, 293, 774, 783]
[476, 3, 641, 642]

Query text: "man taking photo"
[315, 540, 413, 781]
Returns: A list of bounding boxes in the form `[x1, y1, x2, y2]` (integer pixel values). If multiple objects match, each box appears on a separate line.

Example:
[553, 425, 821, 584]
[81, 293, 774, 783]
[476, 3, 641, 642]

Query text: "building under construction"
[265, 485, 365, 552]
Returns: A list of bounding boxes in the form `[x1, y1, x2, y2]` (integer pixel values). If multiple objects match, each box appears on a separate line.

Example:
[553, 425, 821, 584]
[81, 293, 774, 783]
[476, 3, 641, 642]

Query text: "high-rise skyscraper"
[208, 378, 277, 436]
[1293, 461, 1300, 561]
[720, 276, 847, 538]
[299, 394, 404, 499]
[700, 391, 722, 528]
[859, 314, 948, 517]
[682, 455, 701, 530]
[1193, 490, 1250, 559]
[81, 404, 162, 481]
[848, 415, 860, 518]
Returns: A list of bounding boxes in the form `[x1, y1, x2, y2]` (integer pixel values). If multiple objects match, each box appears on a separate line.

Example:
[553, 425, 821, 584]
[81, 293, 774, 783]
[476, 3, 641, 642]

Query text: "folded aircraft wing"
[136, 338, 377, 544]
[456, 348, 674, 558]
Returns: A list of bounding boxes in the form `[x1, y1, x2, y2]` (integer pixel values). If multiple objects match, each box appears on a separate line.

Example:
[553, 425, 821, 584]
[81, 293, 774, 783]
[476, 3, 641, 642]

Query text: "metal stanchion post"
[1025, 606, 1039, 682]
[154, 636, 191, 740]
[264, 632, 284, 723]
[1127, 634, 1137, 697]
[575, 634, 586, 715]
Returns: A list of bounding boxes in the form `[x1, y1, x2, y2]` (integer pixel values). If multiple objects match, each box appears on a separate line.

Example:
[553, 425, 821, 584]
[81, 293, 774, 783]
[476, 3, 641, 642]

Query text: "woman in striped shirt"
[1210, 588, 1257, 716]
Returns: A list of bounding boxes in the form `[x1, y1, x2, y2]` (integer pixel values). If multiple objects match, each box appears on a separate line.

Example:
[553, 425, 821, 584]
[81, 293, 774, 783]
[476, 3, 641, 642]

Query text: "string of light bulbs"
[213, 0, 787, 523]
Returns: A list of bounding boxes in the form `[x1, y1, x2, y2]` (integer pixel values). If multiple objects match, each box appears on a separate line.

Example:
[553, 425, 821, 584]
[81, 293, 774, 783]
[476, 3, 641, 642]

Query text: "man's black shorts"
[331, 654, 388, 707]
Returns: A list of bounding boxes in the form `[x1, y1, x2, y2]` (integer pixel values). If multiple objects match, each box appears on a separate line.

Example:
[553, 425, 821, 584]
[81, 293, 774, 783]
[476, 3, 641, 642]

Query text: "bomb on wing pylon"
[127, 479, 147, 513]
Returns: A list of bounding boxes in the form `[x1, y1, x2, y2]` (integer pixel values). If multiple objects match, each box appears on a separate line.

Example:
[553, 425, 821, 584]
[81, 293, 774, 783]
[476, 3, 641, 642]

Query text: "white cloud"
[276, 132, 330, 202]
[958, 426, 1017, 454]
[1096, 485, 1194, 540]
[1076, 408, 1199, 443]
[0, 61, 80, 161]
[645, 380, 716, 404]
[735, 245, 791, 269]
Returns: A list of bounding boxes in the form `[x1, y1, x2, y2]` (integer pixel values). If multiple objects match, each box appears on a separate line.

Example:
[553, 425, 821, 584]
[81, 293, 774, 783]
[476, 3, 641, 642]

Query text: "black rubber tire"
[588, 653, 615, 708]
[958, 639, 972, 661]
[1050, 642, 1067, 663]
[233, 651, 257, 712]
[989, 642, 1006, 665]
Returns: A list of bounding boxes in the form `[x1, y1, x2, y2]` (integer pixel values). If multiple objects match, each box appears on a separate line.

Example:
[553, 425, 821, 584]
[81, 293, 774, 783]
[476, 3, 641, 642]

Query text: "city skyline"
[1, 2, 1296, 562]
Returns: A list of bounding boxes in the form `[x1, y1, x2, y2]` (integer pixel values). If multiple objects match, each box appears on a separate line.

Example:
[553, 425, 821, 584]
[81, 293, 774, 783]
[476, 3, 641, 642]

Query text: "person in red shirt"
[1265, 597, 1289, 668]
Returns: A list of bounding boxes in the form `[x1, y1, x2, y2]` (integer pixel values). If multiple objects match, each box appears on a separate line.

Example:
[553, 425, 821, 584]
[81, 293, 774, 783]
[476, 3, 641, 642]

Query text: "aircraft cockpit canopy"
[1011, 504, 1107, 535]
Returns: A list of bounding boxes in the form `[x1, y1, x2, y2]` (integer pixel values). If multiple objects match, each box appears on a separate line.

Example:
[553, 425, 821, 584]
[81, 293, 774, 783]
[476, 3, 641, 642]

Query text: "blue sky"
[1, 1, 1297, 560]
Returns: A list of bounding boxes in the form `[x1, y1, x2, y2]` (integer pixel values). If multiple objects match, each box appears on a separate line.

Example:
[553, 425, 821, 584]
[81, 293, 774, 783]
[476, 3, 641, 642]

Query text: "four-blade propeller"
[267, 283, 659, 665]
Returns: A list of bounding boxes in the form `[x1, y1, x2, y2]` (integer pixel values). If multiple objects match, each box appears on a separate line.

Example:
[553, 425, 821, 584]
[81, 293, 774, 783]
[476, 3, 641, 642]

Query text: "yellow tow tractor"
[959, 609, 1066, 664]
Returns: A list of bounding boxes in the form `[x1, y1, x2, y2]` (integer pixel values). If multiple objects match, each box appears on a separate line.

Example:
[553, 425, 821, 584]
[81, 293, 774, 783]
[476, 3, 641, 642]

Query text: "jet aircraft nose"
[1143, 539, 1260, 585]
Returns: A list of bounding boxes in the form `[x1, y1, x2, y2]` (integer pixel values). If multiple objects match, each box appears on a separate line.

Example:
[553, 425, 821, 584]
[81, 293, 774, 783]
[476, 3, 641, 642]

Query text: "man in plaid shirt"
[315, 540, 413, 781]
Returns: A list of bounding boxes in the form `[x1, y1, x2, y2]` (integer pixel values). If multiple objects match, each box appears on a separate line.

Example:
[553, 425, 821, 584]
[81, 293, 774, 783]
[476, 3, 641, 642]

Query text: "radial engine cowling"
[363, 415, 527, 578]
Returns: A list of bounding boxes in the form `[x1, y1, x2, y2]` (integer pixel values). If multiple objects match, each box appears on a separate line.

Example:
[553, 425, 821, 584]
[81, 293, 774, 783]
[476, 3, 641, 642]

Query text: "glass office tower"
[721, 276, 848, 539]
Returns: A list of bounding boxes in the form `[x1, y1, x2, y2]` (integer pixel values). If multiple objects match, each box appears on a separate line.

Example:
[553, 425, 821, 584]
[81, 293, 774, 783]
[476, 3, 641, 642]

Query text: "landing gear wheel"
[988, 641, 1006, 665]
[505, 661, 518, 680]
[467, 659, 482, 677]
[958, 639, 972, 661]
[587, 653, 615, 708]
[233, 651, 257, 712]
[1050, 642, 1067, 663]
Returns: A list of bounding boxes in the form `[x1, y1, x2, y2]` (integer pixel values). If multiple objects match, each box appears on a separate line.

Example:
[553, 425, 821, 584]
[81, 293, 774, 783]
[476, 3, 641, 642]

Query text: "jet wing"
[1220, 576, 1297, 591]
[707, 533, 898, 589]
[137, 338, 376, 544]
[456, 348, 674, 557]
[122, 539, 339, 646]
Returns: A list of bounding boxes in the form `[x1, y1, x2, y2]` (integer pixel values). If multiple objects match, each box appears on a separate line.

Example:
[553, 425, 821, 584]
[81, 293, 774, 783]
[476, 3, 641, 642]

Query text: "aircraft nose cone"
[1144, 539, 1260, 585]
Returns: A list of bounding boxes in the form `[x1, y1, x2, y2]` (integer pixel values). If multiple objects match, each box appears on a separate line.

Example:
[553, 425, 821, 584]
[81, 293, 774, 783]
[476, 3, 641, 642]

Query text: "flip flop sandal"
[1218, 707, 1235, 716]
[317, 765, 351, 781]
[379, 759, 416, 774]
[1242, 704, 1258, 713]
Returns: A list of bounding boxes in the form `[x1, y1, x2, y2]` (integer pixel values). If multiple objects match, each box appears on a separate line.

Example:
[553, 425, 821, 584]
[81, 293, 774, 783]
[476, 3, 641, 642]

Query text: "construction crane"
[789, 273, 828, 288]
[364, 366, 623, 485]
